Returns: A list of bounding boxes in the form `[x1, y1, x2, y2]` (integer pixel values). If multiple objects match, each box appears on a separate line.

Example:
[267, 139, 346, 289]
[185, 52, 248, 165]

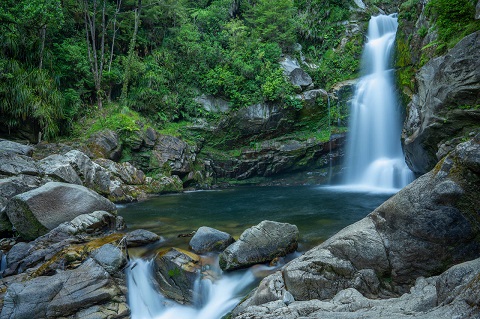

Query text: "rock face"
[87, 129, 123, 161]
[150, 135, 195, 177]
[219, 220, 298, 271]
[402, 31, 480, 174]
[233, 134, 480, 314]
[5, 182, 116, 240]
[189, 226, 235, 254]
[0, 258, 128, 319]
[206, 134, 346, 182]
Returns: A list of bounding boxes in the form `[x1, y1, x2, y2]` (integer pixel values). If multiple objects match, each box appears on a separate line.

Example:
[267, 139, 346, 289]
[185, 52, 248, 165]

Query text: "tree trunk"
[39, 25, 46, 70]
[120, 0, 142, 103]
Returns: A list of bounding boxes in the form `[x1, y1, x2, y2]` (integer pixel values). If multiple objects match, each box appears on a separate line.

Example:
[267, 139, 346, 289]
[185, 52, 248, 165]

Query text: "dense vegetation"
[0, 0, 368, 142]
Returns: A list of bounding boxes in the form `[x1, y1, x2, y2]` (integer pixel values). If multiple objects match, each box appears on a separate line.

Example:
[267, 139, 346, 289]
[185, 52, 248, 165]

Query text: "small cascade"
[343, 14, 414, 190]
[126, 258, 265, 319]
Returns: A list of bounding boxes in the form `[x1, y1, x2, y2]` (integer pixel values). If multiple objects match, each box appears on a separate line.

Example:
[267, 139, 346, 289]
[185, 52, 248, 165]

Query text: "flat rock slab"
[5, 182, 116, 240]
[0, 140, 33, 156]
[219, 220, 298, 271]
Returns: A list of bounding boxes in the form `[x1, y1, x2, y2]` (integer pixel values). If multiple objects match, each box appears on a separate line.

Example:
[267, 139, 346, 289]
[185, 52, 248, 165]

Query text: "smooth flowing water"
[344, 14, 414, 189]
[119, 186, 392, 319]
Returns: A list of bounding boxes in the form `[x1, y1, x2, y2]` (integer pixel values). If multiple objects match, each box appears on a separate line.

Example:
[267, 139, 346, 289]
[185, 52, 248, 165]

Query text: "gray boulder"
[189, 226, 235, 254]
[402, 31, 480, 174]
[125, 229, 161, 247]
[0, 258, 126, 319]
[94, 158, 145, 185]
[38, 154, 82, 184]
[5, 182, 116, 240]
[63, 150, 111, 195]
[0, 152, 40, 176]
[92, 244, 126, 274]
[0, 140, 33, 156]
[4, 211, 125, 277]
[280, 56, 313, 90]
[219, 220, 298, 271]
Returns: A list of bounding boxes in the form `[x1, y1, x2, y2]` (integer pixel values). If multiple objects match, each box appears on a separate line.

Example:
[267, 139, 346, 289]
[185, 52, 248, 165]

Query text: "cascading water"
[126, 258, 273, 319]
[344, 14, 414, 190]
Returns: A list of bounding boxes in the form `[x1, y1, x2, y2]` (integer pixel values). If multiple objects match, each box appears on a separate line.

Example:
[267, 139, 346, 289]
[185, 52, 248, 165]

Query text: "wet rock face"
[5, 182, 116, 240]
[153, 248, 203, 304]
[219, 220, 298, 271]
[402, 31, 480, 175]
[233, 135, 480, 315]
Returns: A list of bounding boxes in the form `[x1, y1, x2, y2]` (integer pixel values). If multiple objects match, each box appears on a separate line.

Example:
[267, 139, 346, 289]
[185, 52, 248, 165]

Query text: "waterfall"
[343, 14, 413, 190]
[126, 258, 265, 319]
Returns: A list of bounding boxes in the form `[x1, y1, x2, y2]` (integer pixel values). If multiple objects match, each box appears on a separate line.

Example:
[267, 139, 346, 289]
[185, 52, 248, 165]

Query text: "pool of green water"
[117, 185, 393, 252]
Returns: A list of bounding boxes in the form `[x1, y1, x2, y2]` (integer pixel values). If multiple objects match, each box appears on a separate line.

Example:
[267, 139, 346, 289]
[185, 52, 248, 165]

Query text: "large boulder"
[0, 175, 44, 234]
[402, 31, 480, 174]
[5, 182, 116, 240]
[219, 220, 298, 271]
[189, 226, 235, 254]
[4, 211, 125, 277]
[235, 134, 480, 309]
[195, 94, 232, 113]
[125, 229, 161, 247]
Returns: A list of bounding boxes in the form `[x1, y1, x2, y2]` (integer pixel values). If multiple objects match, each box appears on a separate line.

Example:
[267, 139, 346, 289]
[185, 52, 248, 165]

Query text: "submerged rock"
[189, 226, 235, 254]
[125, 229, 161, 247]
[219, 220, 298, 271]
[5, 182, 116, 240]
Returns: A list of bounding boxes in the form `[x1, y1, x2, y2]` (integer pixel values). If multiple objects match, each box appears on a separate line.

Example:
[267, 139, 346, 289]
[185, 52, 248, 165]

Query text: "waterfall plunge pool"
[117, 185, 393, 252]
[118, 186, 394, 319]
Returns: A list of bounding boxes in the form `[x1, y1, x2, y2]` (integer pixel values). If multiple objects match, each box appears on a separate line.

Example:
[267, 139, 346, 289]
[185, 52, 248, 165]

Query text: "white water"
[126, 258, 274, 319]
[344, 14, 414, 190]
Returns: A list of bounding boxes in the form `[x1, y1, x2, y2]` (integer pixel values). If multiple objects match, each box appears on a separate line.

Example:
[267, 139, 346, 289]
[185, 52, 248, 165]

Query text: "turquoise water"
[118, 185, 392, 252]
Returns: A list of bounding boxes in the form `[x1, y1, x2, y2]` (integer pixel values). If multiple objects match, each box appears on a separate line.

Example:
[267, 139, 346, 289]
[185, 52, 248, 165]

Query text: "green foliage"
[245, 0, 297, 49]
[0, 60, 64, 138]
[426, 0, 479, 52]
[311, 38, 362, 90]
